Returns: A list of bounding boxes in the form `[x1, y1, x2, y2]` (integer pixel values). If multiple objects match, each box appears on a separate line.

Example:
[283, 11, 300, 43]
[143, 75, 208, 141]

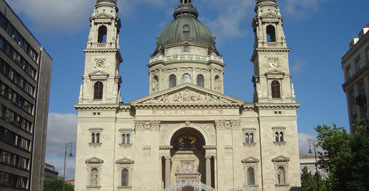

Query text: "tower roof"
[155, 0, 216, 51]
[256, 0, 277, 4]
[96, 0, 117, 5]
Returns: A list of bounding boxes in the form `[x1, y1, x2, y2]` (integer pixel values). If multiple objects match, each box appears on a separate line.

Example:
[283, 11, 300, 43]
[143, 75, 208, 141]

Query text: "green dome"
[157, 16, 215, 48]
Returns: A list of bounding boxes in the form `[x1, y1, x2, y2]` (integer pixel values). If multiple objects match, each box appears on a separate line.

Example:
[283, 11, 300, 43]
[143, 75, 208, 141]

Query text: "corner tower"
[148, 0, 224, 94]
[251, 0, 296, 103]
[79, 0, 122, 104]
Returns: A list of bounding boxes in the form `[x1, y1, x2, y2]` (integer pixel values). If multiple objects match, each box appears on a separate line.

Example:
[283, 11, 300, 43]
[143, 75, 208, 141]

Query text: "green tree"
[301, 167, 315, 191]
[315, 121, 369, 191]
[301, 167, 328, 191]
[44, 177, 74, 191]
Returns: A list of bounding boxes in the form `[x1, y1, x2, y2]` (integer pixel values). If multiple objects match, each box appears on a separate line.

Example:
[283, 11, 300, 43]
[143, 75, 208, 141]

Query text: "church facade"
[74, 0, 301, 191]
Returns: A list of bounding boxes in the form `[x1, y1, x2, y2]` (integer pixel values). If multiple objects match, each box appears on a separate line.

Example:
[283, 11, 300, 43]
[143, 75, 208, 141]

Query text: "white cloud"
[290, 58, 306, 75]
[6, 0, 94, 33]
[200, 0, 254, 42]
[45, 113, 77, 179]
[284, 0, 327, 19]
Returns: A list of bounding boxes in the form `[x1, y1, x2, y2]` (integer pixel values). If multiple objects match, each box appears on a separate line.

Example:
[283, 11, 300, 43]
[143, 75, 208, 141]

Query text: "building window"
[366, 48, 369, 64]
[266, 25, 276, 42]
[89, 128, 103, 146]
[94, 82, 103, 100]
[247, 167, 255, 185]
[277, 166, 286, 184]
[98, 26, 107, 43]
[116, 157, 134, 189]
[354, 56, 362, 73]
[243, 128, 256, 145]
[183, 24, 190, 38]
[182, 73, 191, 84]
[121, 168, 129, 186]
[345, 66, 352, 79]
[122, 134, 131, 144]
[271, 80, 281, 98]
[169, 75, 176, 88]
[273, 127, 286, 144]
[183, 45, 190, 52]
[197, 74, 204, 87]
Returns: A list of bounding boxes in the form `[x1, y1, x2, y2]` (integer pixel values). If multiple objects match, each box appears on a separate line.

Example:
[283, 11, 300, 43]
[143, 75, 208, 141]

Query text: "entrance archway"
[171, 128, 206, 186]
[163, 127, 216, 190]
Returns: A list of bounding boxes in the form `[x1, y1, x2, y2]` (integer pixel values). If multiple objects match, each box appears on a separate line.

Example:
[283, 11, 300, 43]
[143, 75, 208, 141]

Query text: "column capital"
[164, 156, 171, 160]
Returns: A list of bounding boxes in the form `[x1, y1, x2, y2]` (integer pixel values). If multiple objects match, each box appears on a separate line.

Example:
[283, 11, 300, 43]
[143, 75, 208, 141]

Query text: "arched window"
[182, 74, 191, 84]
[121, 168, 129, 186]
[127, 134, 130, 144]
[250, 133, 254, 143]
[247, 167, 255, 185]
[122, 134, 126, 144]
[183, 24, 190, 38]
[271, 81, 281, 98]
[94, 82, 103, 100]
[98, 26, 107, 43]
[280, 132, 284, 142]
[169, 75, 176, 88]
[96, 133, 100, 143]
[197, 74, 204, 87]
[275, 132, 279, 142]
[92, 133, 95, 143]
[245, 133, 249, 143]
[277, 167, 286, 184]
[266, 25, 276, 42]
[91, 168, 99, 186]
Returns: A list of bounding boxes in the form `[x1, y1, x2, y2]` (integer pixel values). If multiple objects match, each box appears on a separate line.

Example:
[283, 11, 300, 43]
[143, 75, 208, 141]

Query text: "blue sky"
[6, 0, 369, 178]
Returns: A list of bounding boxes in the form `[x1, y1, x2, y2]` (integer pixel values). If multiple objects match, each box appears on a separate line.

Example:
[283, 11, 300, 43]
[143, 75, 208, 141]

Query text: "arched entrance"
[169, 128, 207, 191]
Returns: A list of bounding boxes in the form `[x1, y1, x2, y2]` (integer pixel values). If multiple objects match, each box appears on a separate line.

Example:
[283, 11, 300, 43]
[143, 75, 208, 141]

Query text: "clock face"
[96, 60, 105, 69]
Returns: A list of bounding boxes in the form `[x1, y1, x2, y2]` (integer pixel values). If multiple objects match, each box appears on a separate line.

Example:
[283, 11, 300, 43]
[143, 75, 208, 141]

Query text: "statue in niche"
[177, 136, 197, 150]
[152, 77, 159, 92]
[214, 76, 221, 91]
[91, 168, 98, 186]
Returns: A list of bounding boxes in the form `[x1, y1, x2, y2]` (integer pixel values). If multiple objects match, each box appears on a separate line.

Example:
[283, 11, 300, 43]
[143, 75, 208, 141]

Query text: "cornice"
[83, 48, 119, 53]
[251, 48, 290, 61]
[255, 103, 300, 110]
[132, 103, 243, 110]
[74, 104, 119, 111]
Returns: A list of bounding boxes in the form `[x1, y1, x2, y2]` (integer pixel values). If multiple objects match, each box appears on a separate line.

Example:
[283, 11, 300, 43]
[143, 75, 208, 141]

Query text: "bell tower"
[251, 0, 296, 103]
[79, 0, 122, 104]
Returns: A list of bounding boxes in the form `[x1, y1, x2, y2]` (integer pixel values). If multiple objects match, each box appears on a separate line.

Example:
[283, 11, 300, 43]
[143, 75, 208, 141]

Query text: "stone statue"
[91, 169, 98, 185]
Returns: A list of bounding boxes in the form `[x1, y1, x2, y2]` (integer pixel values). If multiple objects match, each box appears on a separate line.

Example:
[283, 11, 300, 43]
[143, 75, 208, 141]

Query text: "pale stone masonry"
[74, 0, 301, 190]
[342, 23, 369, 133]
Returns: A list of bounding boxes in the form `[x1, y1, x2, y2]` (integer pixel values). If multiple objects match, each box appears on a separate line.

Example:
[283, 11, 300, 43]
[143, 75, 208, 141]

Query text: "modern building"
[44, 163, 59, 179]
[342, 23, 369, 133]
[299, 155, 328, 179]
[75, 0, 301, 190]
[0, 0, 53, 190]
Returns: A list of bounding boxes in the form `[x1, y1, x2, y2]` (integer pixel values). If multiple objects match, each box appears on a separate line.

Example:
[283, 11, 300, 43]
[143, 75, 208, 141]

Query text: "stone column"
[206, 156, 212, 186]
[165, 156, 171, 188]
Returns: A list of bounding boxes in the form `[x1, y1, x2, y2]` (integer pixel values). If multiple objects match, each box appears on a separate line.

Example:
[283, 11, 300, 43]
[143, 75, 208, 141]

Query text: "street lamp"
[308, 139, 320, 191]
[63, 143, 73, 191]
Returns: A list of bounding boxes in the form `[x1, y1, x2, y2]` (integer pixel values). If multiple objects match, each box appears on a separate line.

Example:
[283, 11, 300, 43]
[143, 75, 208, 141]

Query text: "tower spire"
[174, 0, 198, 19]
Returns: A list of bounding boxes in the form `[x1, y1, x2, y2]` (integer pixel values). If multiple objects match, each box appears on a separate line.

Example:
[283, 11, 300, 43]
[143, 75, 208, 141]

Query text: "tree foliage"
[44, 177, 74, 191]
[301, 167, 328, 191]
[315, 121, 369, 191]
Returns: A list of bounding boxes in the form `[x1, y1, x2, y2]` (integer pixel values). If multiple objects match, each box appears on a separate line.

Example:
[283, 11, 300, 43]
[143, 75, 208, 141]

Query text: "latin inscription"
[153, 109, 223, 115]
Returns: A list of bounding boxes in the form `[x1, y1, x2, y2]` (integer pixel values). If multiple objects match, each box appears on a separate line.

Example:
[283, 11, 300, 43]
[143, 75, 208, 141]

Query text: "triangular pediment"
[85, 157, 104, 164]
[131, 84, 244, 105]
[241, 156, 259, 163]
[91, 13, 114, 19]
[89, 70, 109, 77]
[272, 155, 290, 162]
[116, 157, 134, 164]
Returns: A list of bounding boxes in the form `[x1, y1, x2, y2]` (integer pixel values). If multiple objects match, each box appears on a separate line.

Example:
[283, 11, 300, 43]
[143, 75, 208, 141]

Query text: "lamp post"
[63, 143, 73, 191]
[308, 139, 320, 191]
